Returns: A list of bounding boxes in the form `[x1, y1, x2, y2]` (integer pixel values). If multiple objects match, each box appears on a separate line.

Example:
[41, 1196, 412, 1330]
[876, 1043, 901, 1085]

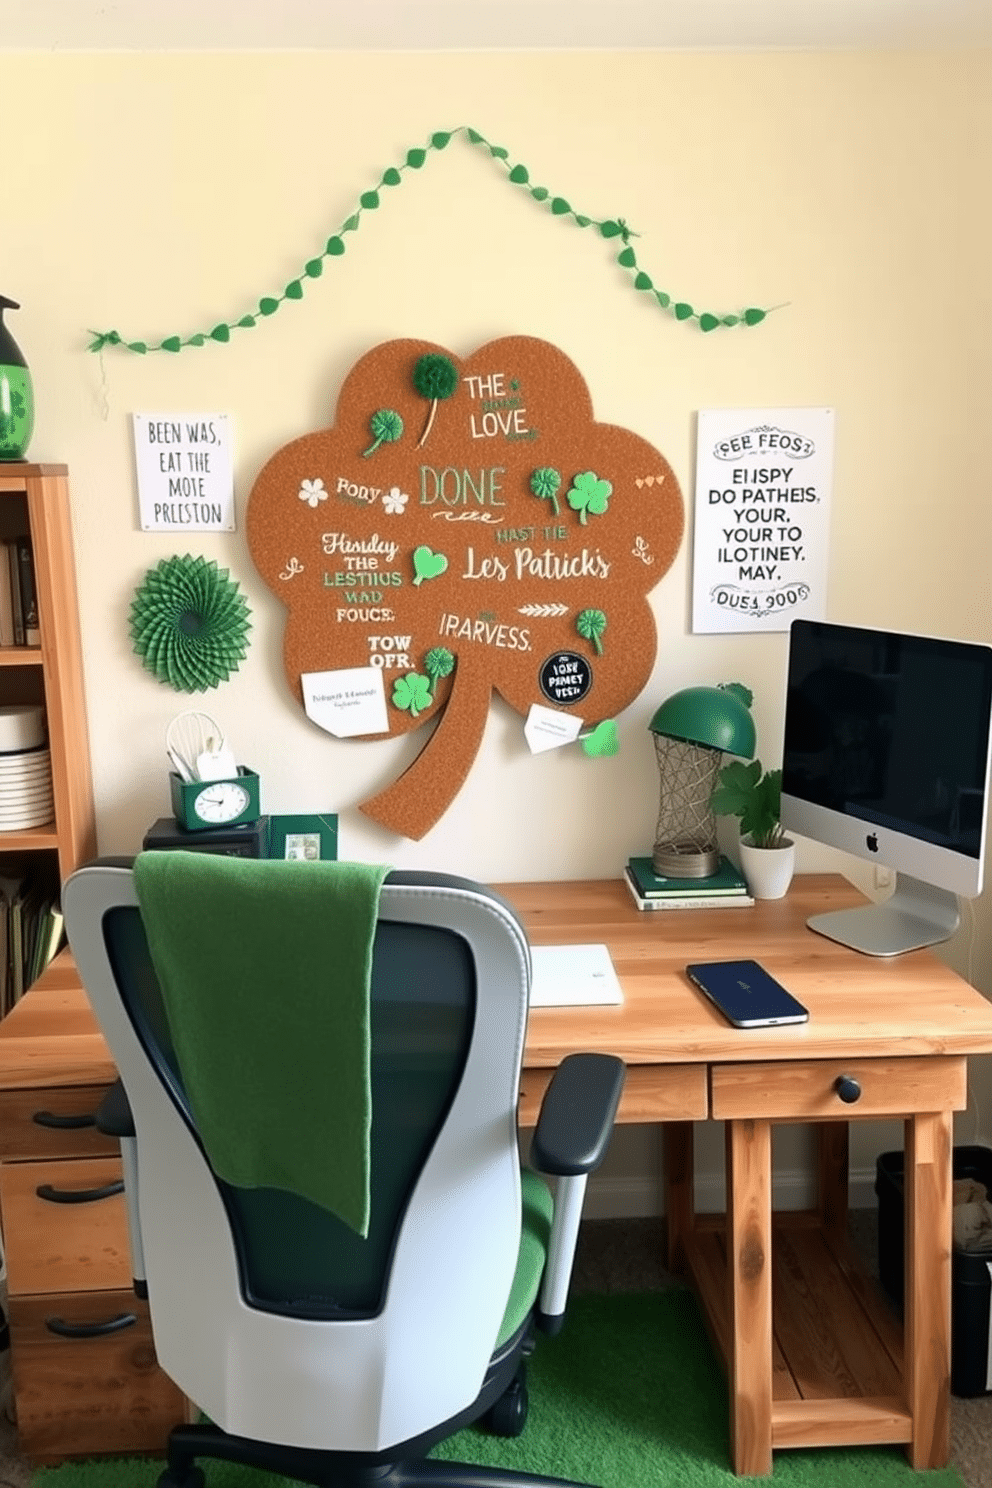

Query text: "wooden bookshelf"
[0, 464, 95, 903]
[0, 469, 179, 1465]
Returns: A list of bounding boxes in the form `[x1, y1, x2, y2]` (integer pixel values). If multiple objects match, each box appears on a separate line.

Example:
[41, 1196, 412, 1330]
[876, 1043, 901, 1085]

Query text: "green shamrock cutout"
[568, 470, 613, 524]
[582, 720, 619, 757]
[392, 673, 433, 717]
[412, 545, 448, 586]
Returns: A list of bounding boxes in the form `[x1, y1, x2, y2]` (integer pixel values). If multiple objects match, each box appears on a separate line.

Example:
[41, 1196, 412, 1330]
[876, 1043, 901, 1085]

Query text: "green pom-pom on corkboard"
[412, 354, 459, 448]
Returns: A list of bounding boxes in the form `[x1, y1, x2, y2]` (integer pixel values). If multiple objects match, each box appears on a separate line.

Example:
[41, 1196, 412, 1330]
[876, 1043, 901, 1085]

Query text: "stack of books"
[623, 854, 754, 911]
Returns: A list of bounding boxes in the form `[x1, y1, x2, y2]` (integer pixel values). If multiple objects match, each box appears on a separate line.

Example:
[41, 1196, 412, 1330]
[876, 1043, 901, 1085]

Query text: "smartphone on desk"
[685, 958, 809, 1029]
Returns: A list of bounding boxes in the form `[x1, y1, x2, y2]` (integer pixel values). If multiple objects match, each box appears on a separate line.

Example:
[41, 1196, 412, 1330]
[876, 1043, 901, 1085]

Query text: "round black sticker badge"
[539, 651, 593, 707]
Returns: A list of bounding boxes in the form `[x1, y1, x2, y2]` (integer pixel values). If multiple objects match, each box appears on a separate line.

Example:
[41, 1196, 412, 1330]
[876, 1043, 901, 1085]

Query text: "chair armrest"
[528, 1053, 624, 1334]
[530, 1053, 625, 1176]
[96, 1078, 135, 1138]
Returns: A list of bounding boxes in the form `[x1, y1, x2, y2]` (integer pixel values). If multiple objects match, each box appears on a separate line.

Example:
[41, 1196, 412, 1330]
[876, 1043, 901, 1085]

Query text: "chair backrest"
[64, 862, 533, 1454]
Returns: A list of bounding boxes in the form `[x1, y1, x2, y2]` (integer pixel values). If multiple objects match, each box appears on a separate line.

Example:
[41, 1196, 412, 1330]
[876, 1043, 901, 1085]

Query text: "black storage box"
[876, 1144, 992, 1397]
[143, 815, 271, 859]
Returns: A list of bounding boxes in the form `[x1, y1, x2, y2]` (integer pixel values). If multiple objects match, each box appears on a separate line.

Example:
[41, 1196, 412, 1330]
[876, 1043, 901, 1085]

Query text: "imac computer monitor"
[780, 620, 992, 957]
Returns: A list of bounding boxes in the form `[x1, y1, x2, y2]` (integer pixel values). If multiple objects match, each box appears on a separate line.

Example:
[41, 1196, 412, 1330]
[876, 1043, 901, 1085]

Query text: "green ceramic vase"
[0, 296, 34, 462]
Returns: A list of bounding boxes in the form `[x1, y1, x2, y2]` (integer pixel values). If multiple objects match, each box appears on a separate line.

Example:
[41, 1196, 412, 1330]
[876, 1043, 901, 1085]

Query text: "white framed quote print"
[692, 408, 834, 634]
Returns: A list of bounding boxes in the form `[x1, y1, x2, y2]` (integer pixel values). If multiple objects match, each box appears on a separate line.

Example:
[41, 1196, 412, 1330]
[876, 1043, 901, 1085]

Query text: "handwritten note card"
[301, 667, 389, 738]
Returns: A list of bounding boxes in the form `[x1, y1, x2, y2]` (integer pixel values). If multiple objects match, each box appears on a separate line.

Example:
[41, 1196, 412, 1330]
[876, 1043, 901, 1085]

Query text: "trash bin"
[875, 1144, 992, 1397]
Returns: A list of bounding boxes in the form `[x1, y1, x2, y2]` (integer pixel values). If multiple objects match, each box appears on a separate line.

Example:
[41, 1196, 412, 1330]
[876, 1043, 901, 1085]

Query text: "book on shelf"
[0, 536, 40, 647]
[0, 546, 14, 648]
[626, 853, 749, 898]
[7, 883, 25, 1008]
[24, 896, 64, 990]
[0, 883, 9, 1019]
[622, 867, 754, 912]
[6, 541, 23, 645]
[15, 536, 40, 645]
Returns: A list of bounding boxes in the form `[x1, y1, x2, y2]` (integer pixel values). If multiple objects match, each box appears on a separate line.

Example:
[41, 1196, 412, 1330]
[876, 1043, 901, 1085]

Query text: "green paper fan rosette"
[130, 554, 251, 692]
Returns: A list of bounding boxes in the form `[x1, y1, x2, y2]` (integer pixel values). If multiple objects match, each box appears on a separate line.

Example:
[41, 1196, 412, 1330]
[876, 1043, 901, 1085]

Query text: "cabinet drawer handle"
[45, 1312, 137, 1340]
[834, 1075, 862, 1104]
[32, 1109, 98, 1130]
[35, 1179, 125, 1205]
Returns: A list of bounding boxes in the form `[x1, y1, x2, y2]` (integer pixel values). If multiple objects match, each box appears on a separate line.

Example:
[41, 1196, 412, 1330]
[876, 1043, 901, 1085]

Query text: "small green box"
[169, 767, 261, 832]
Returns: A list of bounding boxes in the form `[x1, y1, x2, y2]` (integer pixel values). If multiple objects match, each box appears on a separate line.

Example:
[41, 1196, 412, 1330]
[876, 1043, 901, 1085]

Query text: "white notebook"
[528, 943, 624, 1008]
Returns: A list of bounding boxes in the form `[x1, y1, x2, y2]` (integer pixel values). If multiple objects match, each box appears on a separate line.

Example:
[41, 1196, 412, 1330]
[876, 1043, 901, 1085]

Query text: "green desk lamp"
[648, 683, 756, 878]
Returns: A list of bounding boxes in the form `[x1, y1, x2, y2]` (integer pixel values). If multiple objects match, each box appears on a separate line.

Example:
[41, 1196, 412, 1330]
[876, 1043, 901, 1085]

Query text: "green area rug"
[34, 1290, 962, 1488]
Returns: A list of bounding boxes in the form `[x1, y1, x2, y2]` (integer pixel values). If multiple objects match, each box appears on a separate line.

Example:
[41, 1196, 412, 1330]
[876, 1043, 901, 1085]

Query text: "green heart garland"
[87, 126, 775, 355]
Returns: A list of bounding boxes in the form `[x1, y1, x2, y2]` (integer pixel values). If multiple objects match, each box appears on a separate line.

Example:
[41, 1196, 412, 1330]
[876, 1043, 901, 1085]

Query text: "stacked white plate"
[0, 705, 45, 754]
[0, 740, 53, 831]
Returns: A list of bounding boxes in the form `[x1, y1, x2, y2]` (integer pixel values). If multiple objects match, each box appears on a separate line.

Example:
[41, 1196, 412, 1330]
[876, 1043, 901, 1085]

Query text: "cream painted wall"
[3, 46, 991, 1210]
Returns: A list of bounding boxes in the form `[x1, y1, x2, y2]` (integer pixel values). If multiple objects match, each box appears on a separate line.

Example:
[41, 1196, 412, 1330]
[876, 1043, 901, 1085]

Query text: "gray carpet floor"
[1, 1213, 989, 1487]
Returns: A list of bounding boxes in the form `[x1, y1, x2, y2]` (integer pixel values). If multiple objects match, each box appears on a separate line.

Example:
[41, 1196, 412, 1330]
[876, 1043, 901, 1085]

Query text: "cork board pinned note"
[246, 335, 684, 839]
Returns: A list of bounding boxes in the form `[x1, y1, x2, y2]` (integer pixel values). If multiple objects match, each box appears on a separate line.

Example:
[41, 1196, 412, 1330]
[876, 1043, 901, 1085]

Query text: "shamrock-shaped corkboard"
[246, 335, 684, 838]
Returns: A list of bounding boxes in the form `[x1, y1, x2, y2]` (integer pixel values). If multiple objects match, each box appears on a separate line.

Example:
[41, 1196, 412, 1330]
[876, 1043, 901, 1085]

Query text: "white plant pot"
[740, 835, 796, 901]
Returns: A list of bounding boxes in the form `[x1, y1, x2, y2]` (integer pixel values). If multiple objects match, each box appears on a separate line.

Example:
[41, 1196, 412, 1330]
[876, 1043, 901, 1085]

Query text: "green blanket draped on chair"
[132, 851, 390, 1236]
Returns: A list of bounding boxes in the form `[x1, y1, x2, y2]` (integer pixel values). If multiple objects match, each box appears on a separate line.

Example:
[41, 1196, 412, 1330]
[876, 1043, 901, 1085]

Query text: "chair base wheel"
[486, 1372, 529, 1437]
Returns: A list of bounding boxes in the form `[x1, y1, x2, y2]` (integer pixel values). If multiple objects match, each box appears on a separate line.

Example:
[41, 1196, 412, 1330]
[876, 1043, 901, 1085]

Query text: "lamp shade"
[648, 685, 756, 759]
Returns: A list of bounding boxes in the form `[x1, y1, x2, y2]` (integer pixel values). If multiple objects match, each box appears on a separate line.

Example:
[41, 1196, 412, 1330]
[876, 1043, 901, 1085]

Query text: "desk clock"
[169, 767, 261, 832]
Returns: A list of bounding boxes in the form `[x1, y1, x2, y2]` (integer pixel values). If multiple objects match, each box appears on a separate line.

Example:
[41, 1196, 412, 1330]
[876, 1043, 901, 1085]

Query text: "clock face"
[193, 781, 251, 824]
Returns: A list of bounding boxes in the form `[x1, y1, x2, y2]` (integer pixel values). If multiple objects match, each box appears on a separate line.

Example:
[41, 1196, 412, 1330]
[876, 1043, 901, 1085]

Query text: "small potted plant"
[710, 756, 796, 900]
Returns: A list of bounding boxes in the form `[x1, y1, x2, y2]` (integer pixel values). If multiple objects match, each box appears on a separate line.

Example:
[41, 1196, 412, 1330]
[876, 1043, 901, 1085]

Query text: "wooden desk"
[4, 876, 992, 1475]
[499, 873, 992, 1477]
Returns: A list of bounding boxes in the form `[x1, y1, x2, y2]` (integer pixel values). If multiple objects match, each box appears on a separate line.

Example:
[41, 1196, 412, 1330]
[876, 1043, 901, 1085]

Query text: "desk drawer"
[711, 1056, 967, 1120]
[0, 1156, 131, 1296]
[0, 1085, 119, 1161]
[8, 1288, 187, 1464]
[519, 1062, 707, 1127]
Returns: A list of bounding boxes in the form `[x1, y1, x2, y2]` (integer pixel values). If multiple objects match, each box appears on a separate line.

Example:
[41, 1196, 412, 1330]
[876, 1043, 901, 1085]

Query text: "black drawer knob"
[834, 1075, 862, 1104]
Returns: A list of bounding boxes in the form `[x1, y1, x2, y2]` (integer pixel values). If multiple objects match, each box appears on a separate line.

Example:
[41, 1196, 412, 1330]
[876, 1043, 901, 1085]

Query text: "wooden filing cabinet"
[0, 953, 187, 1464]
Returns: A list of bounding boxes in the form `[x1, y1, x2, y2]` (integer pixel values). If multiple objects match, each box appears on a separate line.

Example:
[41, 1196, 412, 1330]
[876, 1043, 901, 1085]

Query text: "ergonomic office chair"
[63, 857, 625, 1488]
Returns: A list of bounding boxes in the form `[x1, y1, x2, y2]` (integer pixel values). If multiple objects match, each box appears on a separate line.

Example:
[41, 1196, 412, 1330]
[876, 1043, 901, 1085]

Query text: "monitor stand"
[807, 873, 961, 957]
